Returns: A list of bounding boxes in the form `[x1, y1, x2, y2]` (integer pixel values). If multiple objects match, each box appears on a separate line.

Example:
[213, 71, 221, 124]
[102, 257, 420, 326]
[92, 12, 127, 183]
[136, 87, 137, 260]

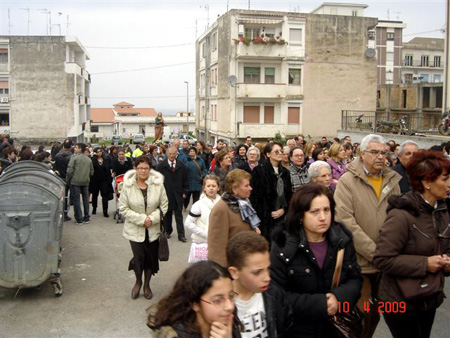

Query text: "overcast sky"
[0, 0, 446, 114]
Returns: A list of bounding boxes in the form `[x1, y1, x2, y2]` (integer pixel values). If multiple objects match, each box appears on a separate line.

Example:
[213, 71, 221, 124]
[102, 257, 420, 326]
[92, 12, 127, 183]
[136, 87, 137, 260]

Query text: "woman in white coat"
[120, 156, 168, 300]
[184, 175, 221, 263]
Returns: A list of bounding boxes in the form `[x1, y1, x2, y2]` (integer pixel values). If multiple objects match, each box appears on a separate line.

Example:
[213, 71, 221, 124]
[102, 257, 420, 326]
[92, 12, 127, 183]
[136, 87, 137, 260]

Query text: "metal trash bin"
[0, 161, 65, 296]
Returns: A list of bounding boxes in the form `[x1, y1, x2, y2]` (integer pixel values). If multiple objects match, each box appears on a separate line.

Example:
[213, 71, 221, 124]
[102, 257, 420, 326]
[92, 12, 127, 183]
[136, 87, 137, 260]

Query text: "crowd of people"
[1, 132, 450, 338]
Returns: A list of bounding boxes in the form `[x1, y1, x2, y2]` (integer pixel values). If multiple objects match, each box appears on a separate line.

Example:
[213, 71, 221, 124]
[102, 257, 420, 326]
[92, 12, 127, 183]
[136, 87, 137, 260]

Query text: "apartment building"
[91, 101, 195, 140]
[0, 36, 90, 142]
[401, 37, 444, 84]
[195, 9, 377, 142]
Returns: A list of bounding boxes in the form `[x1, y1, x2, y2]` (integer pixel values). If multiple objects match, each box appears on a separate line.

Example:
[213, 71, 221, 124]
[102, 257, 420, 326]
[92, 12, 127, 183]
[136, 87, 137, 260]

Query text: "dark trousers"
[383, 307, 436, 338]
[91, 180, 110, 212]
[71, 185, 90, 222]
[164, 208, 184, 238]
[357, 273, 380, 338]
[183, 191, 201, 209]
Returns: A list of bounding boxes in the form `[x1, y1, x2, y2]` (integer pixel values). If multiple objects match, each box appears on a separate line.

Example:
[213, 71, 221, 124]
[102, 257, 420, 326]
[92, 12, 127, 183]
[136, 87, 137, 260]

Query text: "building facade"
[401, 37, 444, 84]
[91, 102, 195, 140]
[0, 36, 90, 142]
[195, 9, 377, 142]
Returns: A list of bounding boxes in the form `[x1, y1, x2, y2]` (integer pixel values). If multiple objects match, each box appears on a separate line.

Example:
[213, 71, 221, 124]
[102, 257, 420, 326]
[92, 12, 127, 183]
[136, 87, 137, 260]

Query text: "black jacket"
[270, 223, 362, 338]
[53, 148, 73, 180]
[156, 159, 188, 211]
[112, 157, 133, 176]
[250, 162, 292, 241]
[392, 162, 411, 193]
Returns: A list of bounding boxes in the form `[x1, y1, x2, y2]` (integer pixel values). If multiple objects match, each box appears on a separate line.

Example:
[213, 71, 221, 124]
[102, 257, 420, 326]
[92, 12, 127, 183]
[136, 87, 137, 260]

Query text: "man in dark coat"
[53, 138, 74, 221]
[156, 146, 189, 242]
[392, 140, 419, 193]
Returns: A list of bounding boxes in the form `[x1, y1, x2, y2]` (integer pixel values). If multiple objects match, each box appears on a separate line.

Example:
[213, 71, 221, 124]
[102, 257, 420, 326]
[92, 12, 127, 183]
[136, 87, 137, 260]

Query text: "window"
[262, 28, 275, 38]
[201, 42, 206, 58]
[91, 126, 99, 133]
[244, 67, 260, 84]
[210, 68, 218, 86]
[264, 106, 274, 124]
[404, 55, 413, 66]
[386, 52, 394, 62]
[0, 49, 8, 63]
[289, 28, 302, 44]
[420, 74, 429, 82]
[0, 111, 10, 126]
[368, 31, 375, 40]
[288, 107, 300, 124]
[245, 28, 260, 40]
[122, 127, 126, 133]
[288, 69, 301, 85]
[210, 104, 218, 121]
[404, 74, 413, 84]
[265, 68, 275, 84]
[211, 32, 217, 50]
[434, 56, 441, 67]
[243, 106, 260, 123]
[387, 32, 395, 41]
[200, 72, 206, 89]
[0, 79, 9, 94]
[421, 55, 429, 67]
[434, 74, 441, 83]
[352, 10, 358, 16]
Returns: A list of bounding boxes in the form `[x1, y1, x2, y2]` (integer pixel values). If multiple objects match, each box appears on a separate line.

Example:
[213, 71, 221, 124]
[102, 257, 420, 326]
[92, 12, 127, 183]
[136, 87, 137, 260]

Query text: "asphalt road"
[1, 200, 450, 337]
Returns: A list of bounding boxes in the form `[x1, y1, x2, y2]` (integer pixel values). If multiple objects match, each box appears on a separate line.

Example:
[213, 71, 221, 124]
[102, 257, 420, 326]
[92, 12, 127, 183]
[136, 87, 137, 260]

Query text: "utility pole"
[443, 0, 450, 116]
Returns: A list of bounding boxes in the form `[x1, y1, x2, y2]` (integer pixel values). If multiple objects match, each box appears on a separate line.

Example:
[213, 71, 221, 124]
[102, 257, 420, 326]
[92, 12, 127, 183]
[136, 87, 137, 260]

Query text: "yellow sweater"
[367, 175, 383, 199]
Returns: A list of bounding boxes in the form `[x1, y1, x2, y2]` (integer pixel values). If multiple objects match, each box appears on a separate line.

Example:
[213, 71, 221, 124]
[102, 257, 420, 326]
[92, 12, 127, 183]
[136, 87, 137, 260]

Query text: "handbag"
[188, 242, 208, 263]
[395, 271, 443, 300]
[158, 207, 170, 262]
[329, 248, 363, 338]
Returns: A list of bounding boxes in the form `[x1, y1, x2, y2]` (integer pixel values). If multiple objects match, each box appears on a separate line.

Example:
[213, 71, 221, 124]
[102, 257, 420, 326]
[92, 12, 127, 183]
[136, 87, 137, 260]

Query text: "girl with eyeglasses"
[147, 261, 242, 338]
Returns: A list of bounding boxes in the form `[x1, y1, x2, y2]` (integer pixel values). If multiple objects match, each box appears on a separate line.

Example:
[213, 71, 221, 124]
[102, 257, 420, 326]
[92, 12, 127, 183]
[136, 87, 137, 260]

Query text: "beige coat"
[120, 169, 168, 243]
[334, 158, 401, 273]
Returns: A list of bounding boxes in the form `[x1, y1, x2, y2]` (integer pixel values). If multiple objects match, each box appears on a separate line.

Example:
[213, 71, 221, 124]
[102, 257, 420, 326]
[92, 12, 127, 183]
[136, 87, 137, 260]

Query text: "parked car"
[111, 135, 123, 145]
[133, 133, 145, 145]
[179, 134, 197, 145]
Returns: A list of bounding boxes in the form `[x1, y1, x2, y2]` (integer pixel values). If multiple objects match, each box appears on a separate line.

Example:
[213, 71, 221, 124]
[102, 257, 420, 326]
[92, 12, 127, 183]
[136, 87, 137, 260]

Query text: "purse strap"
[158, 207, 165, 233]
[331, 248, 345, 289]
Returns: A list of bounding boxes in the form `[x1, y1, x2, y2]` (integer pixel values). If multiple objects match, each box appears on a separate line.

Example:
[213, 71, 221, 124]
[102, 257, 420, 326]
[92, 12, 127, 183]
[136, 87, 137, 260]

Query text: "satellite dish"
[365, 48, 376, 58]
[228, 75, 237, 86]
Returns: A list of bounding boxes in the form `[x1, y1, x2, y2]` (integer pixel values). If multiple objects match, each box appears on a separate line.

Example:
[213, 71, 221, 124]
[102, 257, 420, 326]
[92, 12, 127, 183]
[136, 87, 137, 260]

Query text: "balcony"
[236, 41, 287, 59]
[65, 62, 83, 76]
[403, 61, 443, 68]
[237, 83, 286, 99]
[238, 123, 298, 138]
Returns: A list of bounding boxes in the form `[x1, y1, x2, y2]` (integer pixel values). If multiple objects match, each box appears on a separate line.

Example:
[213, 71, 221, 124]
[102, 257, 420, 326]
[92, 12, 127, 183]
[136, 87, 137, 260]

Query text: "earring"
[426, 186, 431, 190]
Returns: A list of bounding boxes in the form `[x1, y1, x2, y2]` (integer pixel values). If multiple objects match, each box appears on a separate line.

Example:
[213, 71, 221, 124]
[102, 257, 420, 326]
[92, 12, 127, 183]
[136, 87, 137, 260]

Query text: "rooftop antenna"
[20, 8, 31, 35]
[66, 14, 71, 35]
[248, 0, 251, 10]
[8, 8, 13, 35]
[39, 8, 50, 35]
[200, 4, 210, 28]
[394, 11, 401, 20]
[387, 9, 390, 20]
[52, 24, 61, 36]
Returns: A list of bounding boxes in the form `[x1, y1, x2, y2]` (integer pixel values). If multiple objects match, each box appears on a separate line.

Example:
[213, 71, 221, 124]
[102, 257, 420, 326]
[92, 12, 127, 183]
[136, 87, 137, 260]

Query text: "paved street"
[1, 200, 450, 337]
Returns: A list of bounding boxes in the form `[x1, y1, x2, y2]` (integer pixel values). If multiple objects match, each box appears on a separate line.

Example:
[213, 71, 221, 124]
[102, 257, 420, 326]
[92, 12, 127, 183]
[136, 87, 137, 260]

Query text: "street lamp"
[184, 81, 189, 134]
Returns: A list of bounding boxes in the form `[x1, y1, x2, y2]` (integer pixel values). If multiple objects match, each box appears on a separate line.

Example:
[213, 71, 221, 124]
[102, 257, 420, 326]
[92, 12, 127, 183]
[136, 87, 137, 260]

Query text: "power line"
[91, 61, 194, 75]
[85, 42, 194, 49]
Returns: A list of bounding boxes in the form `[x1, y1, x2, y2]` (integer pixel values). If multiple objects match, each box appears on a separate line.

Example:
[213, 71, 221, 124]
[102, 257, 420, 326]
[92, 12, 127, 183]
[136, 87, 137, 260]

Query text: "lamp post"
[184, 81, 189, 134]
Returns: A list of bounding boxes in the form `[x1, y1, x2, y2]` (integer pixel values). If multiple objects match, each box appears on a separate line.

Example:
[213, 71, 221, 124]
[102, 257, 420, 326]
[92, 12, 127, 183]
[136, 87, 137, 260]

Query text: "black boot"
[92, 207, 96, 215]
[143, 270, 153, 299]
[103, 211, 109, 218]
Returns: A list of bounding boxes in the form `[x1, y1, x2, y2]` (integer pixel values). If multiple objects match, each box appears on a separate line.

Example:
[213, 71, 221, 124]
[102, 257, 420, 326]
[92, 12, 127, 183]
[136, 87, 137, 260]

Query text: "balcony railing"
[237, 83, 286, 99]
[403, 61, 442, 68]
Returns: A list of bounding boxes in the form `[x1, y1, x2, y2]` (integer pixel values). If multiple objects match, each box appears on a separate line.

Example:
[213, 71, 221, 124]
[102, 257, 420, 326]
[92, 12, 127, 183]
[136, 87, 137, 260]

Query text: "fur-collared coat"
[120, 169, 168, 243]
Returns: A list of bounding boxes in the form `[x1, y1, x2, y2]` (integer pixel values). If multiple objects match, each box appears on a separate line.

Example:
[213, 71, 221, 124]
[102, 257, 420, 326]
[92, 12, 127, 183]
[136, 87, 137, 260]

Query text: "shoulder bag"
[329, 248, 363, 338]
[158, 207, 170, 261]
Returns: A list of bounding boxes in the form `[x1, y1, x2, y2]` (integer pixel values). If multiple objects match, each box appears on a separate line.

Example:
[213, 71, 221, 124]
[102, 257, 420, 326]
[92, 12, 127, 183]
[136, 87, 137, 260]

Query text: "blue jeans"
[70, 185, 90, 222]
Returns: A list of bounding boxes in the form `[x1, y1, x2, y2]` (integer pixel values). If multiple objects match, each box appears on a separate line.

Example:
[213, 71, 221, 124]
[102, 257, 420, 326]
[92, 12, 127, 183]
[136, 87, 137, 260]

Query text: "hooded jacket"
[334, 158, 401, 273]
[373, 191, 450, 310]
[270, 223, 362, 337]
[53, 148, 73, 180]
[120, 169, 168, 243]
[185, 193, 221, 243]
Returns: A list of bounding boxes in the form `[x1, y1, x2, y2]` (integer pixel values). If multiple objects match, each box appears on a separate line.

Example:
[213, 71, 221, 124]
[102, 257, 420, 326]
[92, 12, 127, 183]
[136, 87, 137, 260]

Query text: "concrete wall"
[302, 15, 378, 138]
[4, 36, 74, 141]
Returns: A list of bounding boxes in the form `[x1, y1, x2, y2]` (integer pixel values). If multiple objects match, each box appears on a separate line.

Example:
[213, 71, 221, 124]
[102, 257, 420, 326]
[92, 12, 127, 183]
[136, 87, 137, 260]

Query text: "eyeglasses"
[273, 150, 282, 155]
[136, 167, 150, 171]
[292, 154, 304, 158]
[365, 150, 388, 157]
[200, 292, 238, 307]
